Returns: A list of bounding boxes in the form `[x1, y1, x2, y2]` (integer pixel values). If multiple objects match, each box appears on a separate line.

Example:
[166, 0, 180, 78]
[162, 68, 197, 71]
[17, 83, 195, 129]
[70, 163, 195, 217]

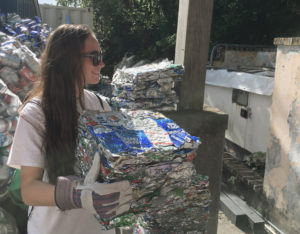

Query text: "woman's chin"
[86, 77, 100, 85]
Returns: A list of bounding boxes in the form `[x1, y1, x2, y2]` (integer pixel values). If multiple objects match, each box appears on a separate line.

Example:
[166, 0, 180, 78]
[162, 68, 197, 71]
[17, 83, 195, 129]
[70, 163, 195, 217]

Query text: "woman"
[7, 24, 131, 234]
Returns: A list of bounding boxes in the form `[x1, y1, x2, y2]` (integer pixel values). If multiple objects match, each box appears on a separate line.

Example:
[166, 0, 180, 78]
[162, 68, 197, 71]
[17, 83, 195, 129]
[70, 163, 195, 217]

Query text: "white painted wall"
[39, 4, 93, 30]
[204, 84, 272, 153]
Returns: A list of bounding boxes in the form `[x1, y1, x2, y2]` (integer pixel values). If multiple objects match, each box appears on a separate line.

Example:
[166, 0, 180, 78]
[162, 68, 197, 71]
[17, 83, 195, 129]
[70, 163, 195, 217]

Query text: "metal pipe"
[251, 209, 285, 234]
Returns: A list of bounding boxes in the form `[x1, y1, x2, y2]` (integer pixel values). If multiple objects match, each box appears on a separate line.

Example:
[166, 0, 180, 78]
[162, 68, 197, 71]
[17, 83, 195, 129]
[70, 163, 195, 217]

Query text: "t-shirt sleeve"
[7, 113, 45, 170]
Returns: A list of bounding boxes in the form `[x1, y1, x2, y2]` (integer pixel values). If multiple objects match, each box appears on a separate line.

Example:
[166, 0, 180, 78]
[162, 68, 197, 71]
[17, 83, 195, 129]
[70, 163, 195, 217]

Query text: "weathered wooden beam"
[175, 0, 214, 111]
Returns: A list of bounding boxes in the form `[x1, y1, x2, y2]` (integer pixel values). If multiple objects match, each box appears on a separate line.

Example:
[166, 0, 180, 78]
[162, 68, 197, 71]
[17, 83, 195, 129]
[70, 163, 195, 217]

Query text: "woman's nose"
[99, 60, 105, 68]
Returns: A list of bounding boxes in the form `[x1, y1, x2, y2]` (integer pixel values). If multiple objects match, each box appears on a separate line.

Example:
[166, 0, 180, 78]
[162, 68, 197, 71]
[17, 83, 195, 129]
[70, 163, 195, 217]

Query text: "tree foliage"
[55, 0, 300, 76]
[56, 0, 179, 76]
[211, 0, 300, 46]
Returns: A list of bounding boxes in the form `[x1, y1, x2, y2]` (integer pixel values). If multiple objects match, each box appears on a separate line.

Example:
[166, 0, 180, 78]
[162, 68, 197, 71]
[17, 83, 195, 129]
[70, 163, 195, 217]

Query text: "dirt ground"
[217, 211, 245, 234]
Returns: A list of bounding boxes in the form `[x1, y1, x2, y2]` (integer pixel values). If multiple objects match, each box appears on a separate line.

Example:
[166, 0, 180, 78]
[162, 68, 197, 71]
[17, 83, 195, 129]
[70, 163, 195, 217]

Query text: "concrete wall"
[263, 37, 300, 234]
[39, 4, 93, 30]
[224, 50, 276, 69]
[204, 79, 272, 153]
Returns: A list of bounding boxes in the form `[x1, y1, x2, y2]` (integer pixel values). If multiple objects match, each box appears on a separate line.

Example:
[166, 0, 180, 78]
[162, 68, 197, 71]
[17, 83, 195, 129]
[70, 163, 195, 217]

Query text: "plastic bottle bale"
[1, 13, 49, 55]
[0, 32, 10, 43]
[0, 53, 21, 69]
[0, 40, 21, 55]
[14, 46, 40, 74]
[6, 13, 22, 26]
[0, 67, 31, 100]
[0, 79, 22, 118]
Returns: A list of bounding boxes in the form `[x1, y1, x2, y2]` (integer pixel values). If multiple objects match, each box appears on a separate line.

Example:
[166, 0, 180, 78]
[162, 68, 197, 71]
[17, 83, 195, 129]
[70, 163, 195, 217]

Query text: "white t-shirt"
[7, 89, 115, 234]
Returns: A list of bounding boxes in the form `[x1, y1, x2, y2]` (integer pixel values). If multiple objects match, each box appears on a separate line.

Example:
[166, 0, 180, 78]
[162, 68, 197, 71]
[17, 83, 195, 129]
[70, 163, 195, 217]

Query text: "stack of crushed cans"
[76, 109, 210, 233]
[111, 59, 183, 111]
[0, 12, 50, 234]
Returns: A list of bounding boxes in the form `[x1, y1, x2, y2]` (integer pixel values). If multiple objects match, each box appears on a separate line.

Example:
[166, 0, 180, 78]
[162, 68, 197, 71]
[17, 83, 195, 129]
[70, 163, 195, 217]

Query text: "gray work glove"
[55, 152, 132, 221]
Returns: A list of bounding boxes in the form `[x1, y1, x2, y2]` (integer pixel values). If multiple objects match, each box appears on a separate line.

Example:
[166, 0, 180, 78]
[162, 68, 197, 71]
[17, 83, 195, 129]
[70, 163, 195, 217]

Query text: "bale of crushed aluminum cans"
[75, 109, 210, 233]
[0, 79, 21, 202]
[111, 59, 183, 111]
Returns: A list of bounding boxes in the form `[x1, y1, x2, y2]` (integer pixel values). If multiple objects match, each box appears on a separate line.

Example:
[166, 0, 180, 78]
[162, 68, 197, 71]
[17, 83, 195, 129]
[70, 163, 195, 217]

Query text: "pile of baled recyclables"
[77, 61, 211, 233]
[0, 12, 51, 233]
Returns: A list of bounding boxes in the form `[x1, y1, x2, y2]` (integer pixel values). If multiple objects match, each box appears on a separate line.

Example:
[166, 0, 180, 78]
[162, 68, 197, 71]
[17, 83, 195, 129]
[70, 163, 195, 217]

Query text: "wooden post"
[175, 0, 214, 111]
[175, 2, 222, 234]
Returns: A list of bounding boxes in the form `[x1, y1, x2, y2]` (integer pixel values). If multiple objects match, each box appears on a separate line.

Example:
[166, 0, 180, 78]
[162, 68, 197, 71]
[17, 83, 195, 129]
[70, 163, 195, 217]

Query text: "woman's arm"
[21, 166, 55, 206]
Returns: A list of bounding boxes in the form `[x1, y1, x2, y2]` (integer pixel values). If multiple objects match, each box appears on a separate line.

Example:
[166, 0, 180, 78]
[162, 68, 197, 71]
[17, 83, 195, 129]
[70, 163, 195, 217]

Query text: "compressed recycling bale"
[75, 109, 210, 233]
[111, 59, 183, 111]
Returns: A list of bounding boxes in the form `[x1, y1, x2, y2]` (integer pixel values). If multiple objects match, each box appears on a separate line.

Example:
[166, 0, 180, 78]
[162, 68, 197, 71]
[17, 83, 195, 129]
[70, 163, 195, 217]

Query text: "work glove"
[55, 152, 133, 221]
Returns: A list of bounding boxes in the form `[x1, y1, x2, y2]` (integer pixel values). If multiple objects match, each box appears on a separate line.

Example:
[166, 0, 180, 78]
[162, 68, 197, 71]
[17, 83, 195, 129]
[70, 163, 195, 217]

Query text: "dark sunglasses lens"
[92, 54, 101, 66]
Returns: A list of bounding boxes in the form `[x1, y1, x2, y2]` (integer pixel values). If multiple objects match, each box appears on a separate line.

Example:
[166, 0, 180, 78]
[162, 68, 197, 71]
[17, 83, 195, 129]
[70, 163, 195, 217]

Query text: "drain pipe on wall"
[254, 210, 285, 234]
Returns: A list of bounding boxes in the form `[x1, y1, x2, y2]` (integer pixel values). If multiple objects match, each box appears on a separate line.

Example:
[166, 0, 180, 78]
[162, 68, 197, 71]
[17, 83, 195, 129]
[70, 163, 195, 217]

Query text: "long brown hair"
[23, 24, 93, 184]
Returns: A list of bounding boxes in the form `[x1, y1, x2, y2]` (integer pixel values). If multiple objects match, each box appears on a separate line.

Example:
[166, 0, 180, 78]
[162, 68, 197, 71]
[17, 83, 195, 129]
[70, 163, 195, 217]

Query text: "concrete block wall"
[224, 50, 276, 69]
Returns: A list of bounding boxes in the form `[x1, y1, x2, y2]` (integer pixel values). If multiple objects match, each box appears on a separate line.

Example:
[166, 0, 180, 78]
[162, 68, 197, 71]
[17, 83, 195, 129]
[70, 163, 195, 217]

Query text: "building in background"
[0, 0, 41, 18]
[39, 4, 93, 30]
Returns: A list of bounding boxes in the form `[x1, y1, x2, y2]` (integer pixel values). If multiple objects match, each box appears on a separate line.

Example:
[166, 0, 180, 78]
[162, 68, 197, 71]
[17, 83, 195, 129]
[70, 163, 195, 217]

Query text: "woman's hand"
[55, 152, 133, 220]
[55, 176, 132, 219]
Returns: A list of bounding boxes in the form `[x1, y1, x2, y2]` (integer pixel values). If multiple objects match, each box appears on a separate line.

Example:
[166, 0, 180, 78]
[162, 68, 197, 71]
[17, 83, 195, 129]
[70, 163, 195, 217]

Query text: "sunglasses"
[82, 51, 103, 66]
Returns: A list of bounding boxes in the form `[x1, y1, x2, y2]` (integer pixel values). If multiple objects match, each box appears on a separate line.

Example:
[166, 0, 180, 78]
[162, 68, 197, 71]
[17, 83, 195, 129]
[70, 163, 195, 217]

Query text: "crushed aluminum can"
[19, 66, 38, 82]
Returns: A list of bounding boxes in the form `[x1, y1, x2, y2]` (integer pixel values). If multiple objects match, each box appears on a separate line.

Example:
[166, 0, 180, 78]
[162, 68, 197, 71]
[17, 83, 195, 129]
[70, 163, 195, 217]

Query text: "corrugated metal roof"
[0, 0, 40, 18]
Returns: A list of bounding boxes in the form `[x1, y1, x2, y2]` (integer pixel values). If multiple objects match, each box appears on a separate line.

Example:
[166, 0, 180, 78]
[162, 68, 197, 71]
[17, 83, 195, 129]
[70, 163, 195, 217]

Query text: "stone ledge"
[274, 37, 300, 46]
